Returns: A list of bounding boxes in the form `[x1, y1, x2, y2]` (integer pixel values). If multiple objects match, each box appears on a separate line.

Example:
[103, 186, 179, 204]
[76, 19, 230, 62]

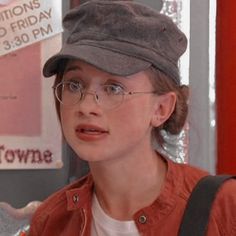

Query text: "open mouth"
[79, 128, 107, 134]
[75, 124, 109, 141]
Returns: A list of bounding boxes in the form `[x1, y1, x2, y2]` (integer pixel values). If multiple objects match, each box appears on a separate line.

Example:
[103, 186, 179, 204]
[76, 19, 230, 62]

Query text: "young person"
[28, 0, 236, 235]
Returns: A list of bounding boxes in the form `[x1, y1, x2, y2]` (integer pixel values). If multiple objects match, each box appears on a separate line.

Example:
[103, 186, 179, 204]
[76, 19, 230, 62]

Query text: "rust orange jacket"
[28, 159, 236, 236]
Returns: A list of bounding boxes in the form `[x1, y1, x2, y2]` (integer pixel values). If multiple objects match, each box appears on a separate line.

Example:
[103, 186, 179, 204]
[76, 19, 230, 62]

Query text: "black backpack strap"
[178, 174, 236, 236]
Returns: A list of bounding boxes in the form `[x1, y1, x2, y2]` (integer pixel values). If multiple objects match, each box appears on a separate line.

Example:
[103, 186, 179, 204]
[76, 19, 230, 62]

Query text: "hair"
[53, 59, 68, 121]
[146, 66, 189, 147]
[52, 61, 189, 147]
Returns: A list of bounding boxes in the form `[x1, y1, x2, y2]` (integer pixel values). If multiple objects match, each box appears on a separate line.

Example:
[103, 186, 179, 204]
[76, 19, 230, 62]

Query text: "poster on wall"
[0, 0, 63, 169]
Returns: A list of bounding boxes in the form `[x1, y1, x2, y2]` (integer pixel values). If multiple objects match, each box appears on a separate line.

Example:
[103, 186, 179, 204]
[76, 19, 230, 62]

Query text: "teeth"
[78, 127, 107, 134]
[81, 128, 100, 132]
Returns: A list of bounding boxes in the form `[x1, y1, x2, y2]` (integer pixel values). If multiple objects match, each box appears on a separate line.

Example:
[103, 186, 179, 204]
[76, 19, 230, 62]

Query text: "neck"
[89, 150, 167, 220]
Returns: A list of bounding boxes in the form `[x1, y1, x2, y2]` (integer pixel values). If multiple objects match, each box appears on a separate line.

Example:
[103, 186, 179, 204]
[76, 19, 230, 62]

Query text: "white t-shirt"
[91, 193, 140, 236]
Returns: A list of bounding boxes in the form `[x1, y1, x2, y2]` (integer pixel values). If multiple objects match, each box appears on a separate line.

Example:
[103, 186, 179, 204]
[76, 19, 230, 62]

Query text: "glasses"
[53, 80, 157, 110]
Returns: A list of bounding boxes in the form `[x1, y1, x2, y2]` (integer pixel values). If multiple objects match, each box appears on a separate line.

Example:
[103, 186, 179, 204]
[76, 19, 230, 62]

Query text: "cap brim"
[43, 44, 151, 77]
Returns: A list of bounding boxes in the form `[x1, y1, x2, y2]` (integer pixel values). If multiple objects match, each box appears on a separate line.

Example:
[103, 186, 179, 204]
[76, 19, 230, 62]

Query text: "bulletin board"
[0, 0, 63, 169]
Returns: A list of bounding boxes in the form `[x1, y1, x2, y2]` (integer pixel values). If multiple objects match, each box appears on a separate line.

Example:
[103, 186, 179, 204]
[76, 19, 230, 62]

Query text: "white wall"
[188, 0, 216, 173]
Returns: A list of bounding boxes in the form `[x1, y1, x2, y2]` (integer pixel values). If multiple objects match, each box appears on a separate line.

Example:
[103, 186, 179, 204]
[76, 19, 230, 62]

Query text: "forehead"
[63, 59, 153, 89]
[64, 59, 113, 77]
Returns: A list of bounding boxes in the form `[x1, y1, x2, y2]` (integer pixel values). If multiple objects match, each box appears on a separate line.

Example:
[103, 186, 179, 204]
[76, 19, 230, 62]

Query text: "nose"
[76, 90, 101, 116]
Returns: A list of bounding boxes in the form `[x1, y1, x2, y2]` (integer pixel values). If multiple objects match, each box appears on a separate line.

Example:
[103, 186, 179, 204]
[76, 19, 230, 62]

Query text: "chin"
[71, 146, 109, 162]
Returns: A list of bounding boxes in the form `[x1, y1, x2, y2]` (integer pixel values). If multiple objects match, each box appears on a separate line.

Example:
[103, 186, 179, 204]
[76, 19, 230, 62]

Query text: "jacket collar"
[66, 174, 94, 211]
[65, 157, 180, 228]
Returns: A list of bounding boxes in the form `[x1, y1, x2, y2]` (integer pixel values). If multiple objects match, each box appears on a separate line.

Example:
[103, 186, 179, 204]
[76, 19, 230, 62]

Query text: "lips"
[75, 124, 109, 141]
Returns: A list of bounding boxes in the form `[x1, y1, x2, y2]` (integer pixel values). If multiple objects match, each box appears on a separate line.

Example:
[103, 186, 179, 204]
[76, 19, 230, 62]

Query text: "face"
[59, 60, 175, 163]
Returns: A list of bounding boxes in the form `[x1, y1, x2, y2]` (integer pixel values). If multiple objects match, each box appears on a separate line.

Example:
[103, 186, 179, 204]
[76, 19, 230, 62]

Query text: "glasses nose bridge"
[82, 90, 99, 103]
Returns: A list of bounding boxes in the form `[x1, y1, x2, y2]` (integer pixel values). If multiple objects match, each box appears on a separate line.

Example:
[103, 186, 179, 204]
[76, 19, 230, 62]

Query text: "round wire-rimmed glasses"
[53, 80, 157, 110]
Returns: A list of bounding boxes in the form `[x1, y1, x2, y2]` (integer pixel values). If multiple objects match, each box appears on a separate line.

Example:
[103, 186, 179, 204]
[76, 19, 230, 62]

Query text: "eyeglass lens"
[55, 82, 124, 109]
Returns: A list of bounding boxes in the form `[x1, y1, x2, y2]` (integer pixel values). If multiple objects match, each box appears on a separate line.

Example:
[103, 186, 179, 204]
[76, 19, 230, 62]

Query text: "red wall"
[216, 0, 236, 174]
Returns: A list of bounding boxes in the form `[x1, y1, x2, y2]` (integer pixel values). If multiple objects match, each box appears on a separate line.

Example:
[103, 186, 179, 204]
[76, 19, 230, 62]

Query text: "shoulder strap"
[178, 174, 236, 236]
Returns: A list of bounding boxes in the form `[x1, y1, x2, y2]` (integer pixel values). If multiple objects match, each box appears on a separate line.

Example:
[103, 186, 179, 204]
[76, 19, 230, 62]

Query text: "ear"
[151, 92, 177, 127]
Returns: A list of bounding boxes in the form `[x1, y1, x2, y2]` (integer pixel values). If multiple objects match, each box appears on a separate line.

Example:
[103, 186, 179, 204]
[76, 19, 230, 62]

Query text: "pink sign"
[0, 43, 41, 136]
[0, 0, 63, 169]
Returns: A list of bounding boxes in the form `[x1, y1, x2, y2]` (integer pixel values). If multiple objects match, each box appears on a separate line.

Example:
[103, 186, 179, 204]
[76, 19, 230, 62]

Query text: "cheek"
[60, 107, 74, 136]
[110, 99, 154, 134]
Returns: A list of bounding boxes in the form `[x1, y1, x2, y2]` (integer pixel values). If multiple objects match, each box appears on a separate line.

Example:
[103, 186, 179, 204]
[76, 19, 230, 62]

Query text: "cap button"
[138, 215, 147, 224]
[73, 194, 79, 203]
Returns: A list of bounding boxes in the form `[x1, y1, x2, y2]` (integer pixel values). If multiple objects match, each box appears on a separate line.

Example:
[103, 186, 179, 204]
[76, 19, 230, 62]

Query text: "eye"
[65, 80, 83, 93]
[104, 84, 124, 95]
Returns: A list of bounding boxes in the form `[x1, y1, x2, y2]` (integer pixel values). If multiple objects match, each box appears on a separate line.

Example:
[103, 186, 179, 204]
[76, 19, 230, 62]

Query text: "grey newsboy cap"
[43, 0, 187, 84]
